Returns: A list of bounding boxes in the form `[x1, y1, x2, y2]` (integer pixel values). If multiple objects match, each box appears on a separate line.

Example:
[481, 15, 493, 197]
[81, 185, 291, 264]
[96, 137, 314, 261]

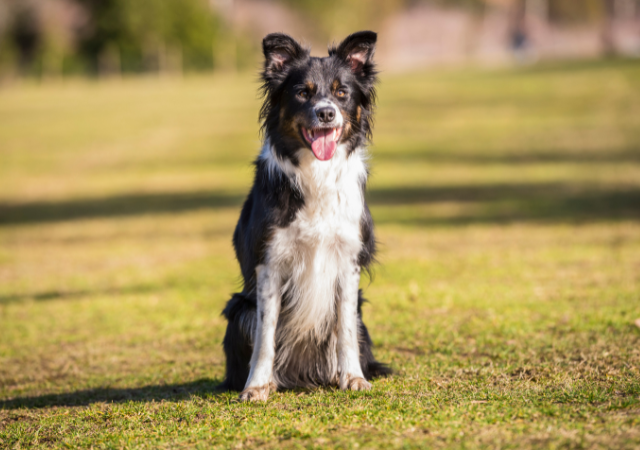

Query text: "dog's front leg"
[239, 264, 280, 402]
[337, 264, 372, 391]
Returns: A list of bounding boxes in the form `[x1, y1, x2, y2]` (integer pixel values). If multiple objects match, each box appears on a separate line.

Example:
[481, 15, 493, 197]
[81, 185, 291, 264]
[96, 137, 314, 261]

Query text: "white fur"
[260, 139, 298, 182]
[244, 264, 281, 391]
[262, 142, 366, 340]
[337, 258, 366, 388]
[243, 140, 368, 389]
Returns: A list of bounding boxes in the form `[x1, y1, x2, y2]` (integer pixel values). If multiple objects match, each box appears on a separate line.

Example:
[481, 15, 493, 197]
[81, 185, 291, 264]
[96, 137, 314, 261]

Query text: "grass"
[1, 59, 640, 449]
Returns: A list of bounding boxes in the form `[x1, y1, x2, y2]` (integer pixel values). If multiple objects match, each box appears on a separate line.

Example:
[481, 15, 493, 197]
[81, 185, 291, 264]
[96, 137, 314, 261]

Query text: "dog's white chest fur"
[263, 143, 368, 343]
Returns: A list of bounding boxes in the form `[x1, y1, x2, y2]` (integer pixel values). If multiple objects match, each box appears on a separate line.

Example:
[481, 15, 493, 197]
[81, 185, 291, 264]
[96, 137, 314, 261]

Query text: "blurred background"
[1, 3, 640, 445]
[1, 0, 640, 79]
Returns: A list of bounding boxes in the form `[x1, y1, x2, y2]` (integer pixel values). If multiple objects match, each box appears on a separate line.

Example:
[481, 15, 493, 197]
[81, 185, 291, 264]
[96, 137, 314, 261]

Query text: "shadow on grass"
[369, 184, 640, 225]
[0, 284, 158, 305]
[372, 147, 640, 165]
[0, 191, 246, 226]
[0, 378, 226, 410]
[1, 182, 639, 226]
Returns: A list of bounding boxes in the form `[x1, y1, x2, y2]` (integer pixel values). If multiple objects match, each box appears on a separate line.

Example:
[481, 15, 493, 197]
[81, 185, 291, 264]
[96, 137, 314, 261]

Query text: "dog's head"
[260, 31, 377, 163]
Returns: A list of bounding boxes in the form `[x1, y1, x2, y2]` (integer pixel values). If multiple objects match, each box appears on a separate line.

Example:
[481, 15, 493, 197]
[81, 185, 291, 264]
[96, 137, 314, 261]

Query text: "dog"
[220, 31, 390, 401]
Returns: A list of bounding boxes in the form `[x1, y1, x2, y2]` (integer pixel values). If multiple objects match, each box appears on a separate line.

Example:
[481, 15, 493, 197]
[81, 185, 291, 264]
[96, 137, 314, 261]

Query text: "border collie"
[221, 31, 390, 401]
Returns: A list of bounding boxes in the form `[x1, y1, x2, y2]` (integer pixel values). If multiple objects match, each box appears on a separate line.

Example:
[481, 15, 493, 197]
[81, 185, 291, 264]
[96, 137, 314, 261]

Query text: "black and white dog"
[221, 31, 390, 401]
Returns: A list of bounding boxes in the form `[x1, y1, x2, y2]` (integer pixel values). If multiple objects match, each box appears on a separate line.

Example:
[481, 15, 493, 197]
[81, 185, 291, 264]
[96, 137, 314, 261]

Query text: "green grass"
[1, 59, 640, 449]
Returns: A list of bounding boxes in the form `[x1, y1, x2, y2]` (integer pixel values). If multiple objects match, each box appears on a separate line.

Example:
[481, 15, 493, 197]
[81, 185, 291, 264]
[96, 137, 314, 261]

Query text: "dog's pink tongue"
[311, 129, 337, 161]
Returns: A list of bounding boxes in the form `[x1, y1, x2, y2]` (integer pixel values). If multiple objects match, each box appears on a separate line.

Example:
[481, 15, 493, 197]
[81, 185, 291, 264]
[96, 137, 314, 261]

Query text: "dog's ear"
[335, 31, 377, 76]
[262, 33, 307, 81]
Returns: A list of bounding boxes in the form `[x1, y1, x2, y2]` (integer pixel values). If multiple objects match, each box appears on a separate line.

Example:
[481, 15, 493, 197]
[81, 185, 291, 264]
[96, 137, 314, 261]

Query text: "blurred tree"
[427, 0, 485, 11]
[76, 0, 219, 74]
[279, 0, 405, 42]
[281, 0, 499, 42]
[601, 0, 616, 55]
[2, 2, 41, 75]
[0, 0, 81, 78]
[547, 0, 603, 23]
[1, 0, 638, 79]
[545, 0, 626, 56]
[509, 0, 529, 57]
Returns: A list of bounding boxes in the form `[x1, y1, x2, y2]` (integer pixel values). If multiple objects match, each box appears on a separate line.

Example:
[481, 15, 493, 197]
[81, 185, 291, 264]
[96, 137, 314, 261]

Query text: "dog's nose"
[316, 107, 336, 123]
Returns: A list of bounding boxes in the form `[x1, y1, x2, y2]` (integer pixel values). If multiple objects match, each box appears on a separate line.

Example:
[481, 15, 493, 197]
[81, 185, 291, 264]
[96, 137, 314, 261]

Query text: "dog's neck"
[259, 137, 369, 197]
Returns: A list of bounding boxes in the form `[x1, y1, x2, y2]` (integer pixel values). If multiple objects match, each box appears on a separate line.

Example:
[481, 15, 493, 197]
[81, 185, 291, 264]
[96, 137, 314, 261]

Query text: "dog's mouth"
[301, 127, 343, 161]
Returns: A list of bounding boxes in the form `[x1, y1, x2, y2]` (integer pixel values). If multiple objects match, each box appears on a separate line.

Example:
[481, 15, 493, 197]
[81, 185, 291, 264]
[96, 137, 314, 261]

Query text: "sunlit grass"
[1, 60, 640, 449]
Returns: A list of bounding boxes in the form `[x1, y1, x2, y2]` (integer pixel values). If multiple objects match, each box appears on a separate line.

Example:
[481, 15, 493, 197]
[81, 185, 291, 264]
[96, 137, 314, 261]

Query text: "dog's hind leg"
[220, 293, 256, 391]
[357, 290, 392, 380]
[239, 264, 281, 402]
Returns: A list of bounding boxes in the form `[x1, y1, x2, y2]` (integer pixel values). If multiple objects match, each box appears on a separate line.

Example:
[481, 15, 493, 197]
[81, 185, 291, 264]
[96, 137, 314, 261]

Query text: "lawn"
[1, 60, 639, 449]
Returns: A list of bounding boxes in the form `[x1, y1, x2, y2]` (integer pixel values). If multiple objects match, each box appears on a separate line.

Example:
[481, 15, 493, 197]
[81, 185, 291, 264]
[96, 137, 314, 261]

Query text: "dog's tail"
[364, 360, 393, 379]
[361, 337, 393, 380]
[220, 292, 256, 391]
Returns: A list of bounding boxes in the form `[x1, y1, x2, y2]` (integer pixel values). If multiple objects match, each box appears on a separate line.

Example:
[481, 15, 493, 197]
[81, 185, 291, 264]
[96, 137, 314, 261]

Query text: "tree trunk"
[510, 0, 528, 58]
[602, 0, 617, 56]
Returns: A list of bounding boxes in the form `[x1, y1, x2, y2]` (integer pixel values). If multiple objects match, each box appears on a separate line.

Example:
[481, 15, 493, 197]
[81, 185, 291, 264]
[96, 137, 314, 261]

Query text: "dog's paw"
[238, 385, 270, 402]
[340, 375, 372, 391]
[348, 377, 372, 391]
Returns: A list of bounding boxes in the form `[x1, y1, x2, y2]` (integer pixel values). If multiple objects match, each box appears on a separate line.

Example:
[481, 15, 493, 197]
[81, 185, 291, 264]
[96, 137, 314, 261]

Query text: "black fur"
[232, 158, 305, 293]
[219, 293, 254, 391]
[259, 31, 378, 163]
[221, 31, 390, 392]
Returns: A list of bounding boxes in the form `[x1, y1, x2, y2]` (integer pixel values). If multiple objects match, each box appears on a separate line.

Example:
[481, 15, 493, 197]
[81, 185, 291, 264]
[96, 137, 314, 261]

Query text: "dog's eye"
[298, 90, 309, 100]
[336, 89, 348, 98]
